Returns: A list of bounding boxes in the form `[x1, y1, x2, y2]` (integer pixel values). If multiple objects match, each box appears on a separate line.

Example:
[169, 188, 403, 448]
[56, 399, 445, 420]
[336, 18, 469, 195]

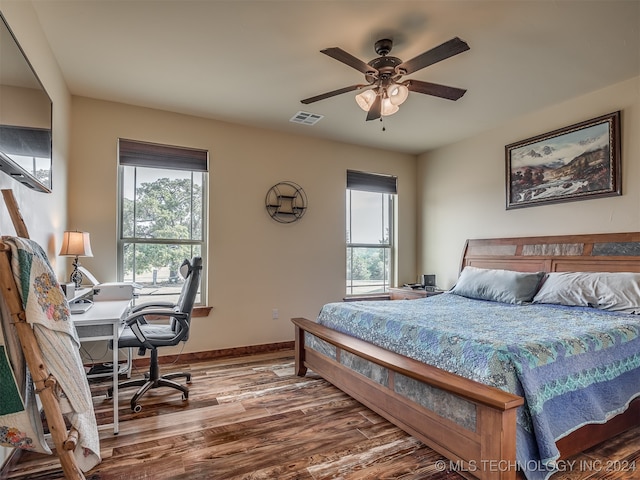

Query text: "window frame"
[345, 170, 397, 297]
[116, 139, 208, 305]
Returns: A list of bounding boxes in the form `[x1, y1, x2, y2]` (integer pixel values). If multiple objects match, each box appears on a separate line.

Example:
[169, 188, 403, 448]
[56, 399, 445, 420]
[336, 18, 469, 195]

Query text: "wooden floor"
[2, 351, 639, 480]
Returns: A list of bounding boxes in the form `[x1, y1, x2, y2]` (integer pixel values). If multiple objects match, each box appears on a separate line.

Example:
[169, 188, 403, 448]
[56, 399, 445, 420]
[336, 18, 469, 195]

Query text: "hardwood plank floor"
[2, 351, 638, 479]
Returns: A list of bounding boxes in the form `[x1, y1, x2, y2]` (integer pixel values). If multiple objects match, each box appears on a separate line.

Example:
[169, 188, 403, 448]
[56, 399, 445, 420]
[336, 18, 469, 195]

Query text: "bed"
[292, 232, 640, 480]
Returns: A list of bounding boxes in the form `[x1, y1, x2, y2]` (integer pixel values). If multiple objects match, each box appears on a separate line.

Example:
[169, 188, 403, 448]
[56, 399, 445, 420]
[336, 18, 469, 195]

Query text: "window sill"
[193, 306, 213, 317]
[343, 294, 390, 302]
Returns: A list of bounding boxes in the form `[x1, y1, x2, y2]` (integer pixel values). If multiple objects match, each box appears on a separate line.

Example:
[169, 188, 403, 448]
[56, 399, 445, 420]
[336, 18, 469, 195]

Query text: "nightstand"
[389, 287, 444, 300]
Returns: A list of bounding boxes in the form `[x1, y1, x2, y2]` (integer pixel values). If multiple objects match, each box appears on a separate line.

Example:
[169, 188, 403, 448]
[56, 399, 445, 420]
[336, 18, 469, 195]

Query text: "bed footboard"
[293, 317, 524, 480]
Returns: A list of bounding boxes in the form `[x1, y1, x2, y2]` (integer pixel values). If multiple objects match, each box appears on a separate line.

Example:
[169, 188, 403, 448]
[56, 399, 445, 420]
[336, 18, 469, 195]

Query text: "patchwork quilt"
[1, 237, 101, 471]
[315, 293, 640, 480]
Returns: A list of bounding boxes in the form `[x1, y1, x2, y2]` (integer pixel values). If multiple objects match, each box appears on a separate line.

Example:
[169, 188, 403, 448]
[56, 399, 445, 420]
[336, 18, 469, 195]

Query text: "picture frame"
[505, 111, 621, 209]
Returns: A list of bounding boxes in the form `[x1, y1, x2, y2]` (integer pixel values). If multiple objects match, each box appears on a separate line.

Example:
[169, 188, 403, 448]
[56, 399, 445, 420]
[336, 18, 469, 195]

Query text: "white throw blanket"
[4, 236, 101, 471]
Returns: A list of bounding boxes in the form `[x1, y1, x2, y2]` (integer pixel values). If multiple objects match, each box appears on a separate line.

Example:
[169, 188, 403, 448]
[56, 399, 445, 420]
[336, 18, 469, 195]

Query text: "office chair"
[108, 256, 202, 412]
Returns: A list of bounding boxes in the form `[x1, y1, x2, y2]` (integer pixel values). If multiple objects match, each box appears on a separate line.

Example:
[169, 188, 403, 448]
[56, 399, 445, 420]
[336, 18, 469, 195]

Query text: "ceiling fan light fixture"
[387, 83, 409, 106]
[381, 98, 399, 116]
[355, 89, 376, 111]
[302, 37, 470, 122]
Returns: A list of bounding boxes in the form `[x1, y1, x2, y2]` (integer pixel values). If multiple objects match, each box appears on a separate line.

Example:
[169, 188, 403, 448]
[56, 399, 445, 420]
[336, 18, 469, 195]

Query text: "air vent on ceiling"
[290, 111, 323, 126]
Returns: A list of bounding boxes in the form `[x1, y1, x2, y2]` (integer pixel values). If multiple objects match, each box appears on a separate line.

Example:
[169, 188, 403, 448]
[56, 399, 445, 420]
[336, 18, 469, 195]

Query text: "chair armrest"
[130, 301, 175, 313]
[128, 302, 177, 325]
[125, 309, 189, 348]
[124, 308, 179, 325]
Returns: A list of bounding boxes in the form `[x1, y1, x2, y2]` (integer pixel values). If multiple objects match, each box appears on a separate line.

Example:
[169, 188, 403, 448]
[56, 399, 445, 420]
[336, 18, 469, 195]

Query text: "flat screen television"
[0, 12, 53, 193]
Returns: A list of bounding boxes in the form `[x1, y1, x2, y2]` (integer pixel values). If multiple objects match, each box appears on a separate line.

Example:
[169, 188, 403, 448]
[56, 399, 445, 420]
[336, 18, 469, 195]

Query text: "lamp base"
[70, 257, 83, 288]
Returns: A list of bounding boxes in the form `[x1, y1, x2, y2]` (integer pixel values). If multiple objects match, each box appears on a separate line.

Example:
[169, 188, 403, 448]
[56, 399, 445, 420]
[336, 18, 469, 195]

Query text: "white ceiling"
[28, 0, 640, 155]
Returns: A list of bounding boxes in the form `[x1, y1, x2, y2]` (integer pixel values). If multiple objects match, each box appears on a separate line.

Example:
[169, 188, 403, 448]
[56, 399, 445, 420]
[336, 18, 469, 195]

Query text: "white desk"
[72, 299, 131, 434]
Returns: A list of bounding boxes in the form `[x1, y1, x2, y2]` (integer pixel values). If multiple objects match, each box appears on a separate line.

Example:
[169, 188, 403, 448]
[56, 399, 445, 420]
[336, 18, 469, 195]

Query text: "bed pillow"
[532, 271, 640, 314]
[450, 266, 545, 304]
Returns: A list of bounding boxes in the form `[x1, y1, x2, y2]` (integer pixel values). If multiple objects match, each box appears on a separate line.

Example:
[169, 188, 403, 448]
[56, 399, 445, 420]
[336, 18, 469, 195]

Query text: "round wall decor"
[265, 181, 307, 223]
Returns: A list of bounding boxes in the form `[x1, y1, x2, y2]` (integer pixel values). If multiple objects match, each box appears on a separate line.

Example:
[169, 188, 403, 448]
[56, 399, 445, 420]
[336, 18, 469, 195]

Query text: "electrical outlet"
[272, 308, 279, 320]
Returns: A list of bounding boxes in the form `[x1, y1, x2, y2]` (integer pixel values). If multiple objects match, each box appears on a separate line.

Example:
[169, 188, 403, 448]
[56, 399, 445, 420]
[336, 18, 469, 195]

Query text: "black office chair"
[108, 256, 202, 412]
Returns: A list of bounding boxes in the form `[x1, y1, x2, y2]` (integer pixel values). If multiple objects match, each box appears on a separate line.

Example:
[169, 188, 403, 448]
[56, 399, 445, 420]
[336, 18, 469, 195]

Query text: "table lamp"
[59, 230, 93, 288]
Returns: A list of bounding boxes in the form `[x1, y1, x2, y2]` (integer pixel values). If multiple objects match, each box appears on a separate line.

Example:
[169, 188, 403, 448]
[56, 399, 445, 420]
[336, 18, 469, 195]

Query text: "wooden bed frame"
[292, 232, 640, 480]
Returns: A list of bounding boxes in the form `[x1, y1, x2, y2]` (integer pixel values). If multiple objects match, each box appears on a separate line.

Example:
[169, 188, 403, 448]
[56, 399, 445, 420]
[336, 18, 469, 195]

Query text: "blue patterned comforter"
[315, 293, 640, 480]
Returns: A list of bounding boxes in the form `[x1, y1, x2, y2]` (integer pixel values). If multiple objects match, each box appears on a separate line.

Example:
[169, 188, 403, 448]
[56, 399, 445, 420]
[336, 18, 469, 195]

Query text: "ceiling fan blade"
[321, 47, 377, 75]
[366, 95, 382, 121]
[407, 80, 467, 101]
[301, 84, 365, 104]
[398, 37, 470, 75]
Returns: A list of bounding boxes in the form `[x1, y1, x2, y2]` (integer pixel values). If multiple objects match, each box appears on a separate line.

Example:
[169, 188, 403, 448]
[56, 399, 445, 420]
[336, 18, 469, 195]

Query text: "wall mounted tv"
[0, 12, 52, 193]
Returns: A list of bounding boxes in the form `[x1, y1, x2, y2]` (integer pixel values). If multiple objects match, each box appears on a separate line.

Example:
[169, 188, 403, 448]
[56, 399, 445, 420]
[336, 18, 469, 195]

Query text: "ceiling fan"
[301, 37, 470, 121]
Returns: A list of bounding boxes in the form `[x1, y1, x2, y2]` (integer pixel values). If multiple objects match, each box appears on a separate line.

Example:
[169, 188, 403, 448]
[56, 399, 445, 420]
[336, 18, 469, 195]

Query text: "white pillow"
[532, 272, 640, 314]
[450, 266, 545, 305]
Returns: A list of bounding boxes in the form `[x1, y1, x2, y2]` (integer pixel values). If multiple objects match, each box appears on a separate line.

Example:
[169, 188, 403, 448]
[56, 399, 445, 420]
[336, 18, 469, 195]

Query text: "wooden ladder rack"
[0, 189, 84, 480]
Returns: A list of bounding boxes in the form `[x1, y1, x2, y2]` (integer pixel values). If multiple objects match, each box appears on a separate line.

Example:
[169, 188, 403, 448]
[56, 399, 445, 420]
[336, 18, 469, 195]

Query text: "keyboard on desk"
[70, 298, 94, 314]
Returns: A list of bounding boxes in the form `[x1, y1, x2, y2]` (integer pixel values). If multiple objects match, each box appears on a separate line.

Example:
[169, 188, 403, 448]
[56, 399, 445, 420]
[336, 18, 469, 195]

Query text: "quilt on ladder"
[0, 295, 51, 455]
[4, 237, 101, 471]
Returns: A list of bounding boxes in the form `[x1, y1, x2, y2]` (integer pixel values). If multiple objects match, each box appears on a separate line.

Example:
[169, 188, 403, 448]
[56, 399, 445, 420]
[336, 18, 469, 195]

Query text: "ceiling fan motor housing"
[366, 56, 403, 83]
[374, 38, 393, 56]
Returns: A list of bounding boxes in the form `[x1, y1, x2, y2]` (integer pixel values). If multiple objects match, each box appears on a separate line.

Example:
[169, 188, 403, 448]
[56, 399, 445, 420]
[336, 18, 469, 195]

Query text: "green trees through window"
[346, 185, 394, 296]
[118, 139, 207, 303]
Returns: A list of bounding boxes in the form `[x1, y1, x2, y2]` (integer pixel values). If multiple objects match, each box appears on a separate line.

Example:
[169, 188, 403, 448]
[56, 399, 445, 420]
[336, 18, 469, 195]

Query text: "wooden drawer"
[389, 287, 427, 300]
[389, 288, 444, 300]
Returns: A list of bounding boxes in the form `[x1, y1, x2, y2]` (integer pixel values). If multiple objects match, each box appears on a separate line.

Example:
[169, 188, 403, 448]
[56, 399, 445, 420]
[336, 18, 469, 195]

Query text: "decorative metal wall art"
[265, 181, 307, 223]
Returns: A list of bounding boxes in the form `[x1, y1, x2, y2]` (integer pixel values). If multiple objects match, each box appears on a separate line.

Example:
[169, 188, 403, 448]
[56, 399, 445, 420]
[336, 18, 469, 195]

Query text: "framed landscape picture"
[505, 111, 621, 209]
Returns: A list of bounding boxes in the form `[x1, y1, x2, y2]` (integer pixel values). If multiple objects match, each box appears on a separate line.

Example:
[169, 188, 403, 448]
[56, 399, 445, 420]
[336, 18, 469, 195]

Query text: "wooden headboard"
[461, 232, 640, 274]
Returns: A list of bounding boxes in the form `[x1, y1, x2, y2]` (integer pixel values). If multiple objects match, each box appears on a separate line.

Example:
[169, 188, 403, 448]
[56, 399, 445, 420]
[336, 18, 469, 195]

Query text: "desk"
[72, 299, 131, 434]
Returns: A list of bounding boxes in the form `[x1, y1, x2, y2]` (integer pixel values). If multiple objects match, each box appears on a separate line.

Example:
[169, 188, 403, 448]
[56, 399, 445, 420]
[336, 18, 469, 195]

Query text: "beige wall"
[417, 76, 640, 290]
[69, 97, 417, 357]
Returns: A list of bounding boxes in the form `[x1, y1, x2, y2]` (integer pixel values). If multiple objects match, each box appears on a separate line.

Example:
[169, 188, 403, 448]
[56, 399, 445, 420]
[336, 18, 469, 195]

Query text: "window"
[346, 170, 396, 295]
[118, 139, 208, 304]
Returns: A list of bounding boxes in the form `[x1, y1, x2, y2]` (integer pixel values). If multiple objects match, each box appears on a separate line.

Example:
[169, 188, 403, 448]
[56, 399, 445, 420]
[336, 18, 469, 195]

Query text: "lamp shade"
[356, 90, 399, 116]
[355, 89, 377, 111]
[381, 98, 399, 116]
[387, 83, 409, 106]
[59, 231, 93, 257]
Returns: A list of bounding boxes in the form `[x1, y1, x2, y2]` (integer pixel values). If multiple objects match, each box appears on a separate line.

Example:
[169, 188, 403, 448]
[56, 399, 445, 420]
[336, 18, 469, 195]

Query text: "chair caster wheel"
[182, 393, 188, 401]
[106, 390, 112, 399]
[132, 404, 142, 413]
